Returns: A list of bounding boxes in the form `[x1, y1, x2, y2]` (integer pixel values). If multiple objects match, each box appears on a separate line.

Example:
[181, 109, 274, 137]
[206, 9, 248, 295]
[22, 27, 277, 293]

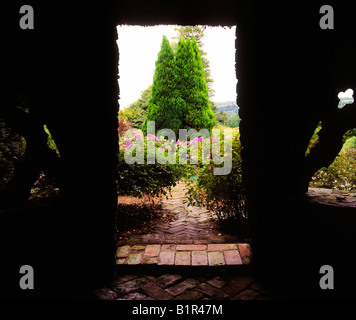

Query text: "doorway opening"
[114, 24, 251, 267]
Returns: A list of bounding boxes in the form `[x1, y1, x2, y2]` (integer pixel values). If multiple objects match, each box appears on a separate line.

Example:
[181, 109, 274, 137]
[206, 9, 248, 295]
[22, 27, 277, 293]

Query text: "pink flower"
[208, 166, 211, 170]
[155, 137, 160, 142]
[210, 137, 217, 141]
[134, 134, 143, 141]
[193, 165, 197, 167]
[225, 135, 232, 140]
[193, 144, 198, 149]
[207, 153, 211, 158]
[196, 170, 199, 174]
[121, 145, 127, 150]
[186, 154, 190, 158]
[126, 141, 132, 147]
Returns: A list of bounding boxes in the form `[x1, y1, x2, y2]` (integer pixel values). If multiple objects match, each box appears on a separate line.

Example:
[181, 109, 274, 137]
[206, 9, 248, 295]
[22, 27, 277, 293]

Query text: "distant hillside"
[214, 101, 239, 115]
[212, 101, 240, 127]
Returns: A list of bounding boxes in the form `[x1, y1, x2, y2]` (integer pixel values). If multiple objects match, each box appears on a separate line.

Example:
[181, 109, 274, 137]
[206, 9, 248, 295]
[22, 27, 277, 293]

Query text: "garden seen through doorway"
[116, 25, 249, 247]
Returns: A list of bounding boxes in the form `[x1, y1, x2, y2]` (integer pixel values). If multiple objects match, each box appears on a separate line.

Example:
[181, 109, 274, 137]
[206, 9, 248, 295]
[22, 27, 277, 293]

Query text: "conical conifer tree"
[175, 37, 215, 132]
[172, 26, 215, 98]
[142, 36, 185, 136]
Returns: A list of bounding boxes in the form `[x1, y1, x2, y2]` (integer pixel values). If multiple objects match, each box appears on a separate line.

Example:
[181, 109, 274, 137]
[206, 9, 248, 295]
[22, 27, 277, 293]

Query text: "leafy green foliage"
[43, 125, 60, 157]
[215, 111, 229, 125]
[305, 121, 322, 156]
[211, 102, 240, 127]
[309, 132, 356, 190]
[142, 36, 186, 136]
[175, 38, 215, 132]
[342, 135, 356, 150]
[118, 127, 247, 237]
[342, 128, 356, 144]
[117, 133, 186, 199]
[225, 114, 241, 127]
[142, 35, 215, 136]
[119, 85, 152, 128]
[171, 25, 214, 97]
[184, 131, 248, 238]
[214, 110, 240, 127]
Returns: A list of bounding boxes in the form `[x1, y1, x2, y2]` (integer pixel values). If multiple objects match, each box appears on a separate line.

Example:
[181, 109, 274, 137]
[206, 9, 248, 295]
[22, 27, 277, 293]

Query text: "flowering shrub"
[117, 133, 186, 199]
[118, 119, 133, 138]
[184, 131, 248, 239]
[118, 128, 248, 238]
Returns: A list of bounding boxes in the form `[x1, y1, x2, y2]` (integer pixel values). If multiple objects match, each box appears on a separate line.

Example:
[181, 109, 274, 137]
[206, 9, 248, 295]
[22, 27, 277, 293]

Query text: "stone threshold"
[116, 243, 251, 266]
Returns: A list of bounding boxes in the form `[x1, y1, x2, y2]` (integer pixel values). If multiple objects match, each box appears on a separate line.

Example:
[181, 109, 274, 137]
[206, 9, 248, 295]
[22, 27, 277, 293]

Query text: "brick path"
[90, 271, 274, 300]
[116, 182, 251, 266]
[88, 182, 270, 300]
[88, 187, 356, 300]
[116, 243, 251, 266]
[118, 181, 240, 245]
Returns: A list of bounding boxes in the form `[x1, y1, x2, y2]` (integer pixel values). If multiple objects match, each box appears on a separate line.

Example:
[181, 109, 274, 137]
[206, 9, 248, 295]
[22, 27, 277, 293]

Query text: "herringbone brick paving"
[121, 181, 239, 245]
[89, 182, 274, 300]
[90, 271, 274, 300]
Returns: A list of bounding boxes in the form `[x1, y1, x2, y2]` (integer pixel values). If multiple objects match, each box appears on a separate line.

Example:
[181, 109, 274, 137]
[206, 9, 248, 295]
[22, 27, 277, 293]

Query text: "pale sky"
[117, 25, 237, 109]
